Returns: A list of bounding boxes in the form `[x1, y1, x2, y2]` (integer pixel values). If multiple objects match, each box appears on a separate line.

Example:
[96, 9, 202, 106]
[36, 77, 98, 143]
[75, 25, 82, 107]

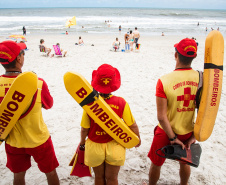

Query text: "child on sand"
[112, 37, 120, 52]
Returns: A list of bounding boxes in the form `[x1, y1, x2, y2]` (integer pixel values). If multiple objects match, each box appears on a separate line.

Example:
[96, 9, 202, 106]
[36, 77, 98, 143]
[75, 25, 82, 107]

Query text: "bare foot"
[142, 180, 148, 185]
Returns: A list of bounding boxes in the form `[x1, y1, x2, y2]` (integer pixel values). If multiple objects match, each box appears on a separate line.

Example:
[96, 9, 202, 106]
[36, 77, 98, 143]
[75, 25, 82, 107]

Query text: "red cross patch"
[177, 87, 195, 107]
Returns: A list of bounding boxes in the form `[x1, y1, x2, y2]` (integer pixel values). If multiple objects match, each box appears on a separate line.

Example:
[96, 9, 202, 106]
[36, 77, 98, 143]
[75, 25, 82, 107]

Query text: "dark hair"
[100, 93, 111, 99]
[176, 49, 195, 66]
[0, 59, 17, 69]
[40, 39, 44, 44]
[0, 51, 24, 69]
[130, 30, 132, 34]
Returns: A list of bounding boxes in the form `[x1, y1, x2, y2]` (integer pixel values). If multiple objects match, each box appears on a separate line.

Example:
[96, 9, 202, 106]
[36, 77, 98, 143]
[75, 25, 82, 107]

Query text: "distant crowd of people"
[112, 27, 141, 52]
[124, 27, 140, 52]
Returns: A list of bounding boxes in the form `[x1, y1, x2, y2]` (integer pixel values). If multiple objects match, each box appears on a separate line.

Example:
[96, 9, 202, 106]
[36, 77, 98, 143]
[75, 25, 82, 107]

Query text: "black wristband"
[79, 144, 85, 151]
[169, 135, 177, 141]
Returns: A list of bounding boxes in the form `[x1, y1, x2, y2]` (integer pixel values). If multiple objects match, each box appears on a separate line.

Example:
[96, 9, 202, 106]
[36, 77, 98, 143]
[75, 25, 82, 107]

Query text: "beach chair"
[53, 45, 63, 57]
[39, 45, 47, 56]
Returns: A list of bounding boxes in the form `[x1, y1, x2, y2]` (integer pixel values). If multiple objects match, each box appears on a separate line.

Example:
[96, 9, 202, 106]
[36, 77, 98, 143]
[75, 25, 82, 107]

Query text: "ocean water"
[0, 7, 226, 37]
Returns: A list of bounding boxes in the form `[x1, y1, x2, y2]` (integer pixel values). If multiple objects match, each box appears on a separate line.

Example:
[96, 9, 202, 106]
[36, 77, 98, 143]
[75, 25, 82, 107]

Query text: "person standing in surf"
[79, 64, 141, 185]
[147, 38, 198, 185]
[22, 26, 26, 35]
[0, 40, 60, 185]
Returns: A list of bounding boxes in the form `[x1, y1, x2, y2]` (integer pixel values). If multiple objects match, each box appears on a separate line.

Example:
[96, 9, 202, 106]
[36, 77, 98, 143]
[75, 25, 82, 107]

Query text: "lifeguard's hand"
[170, 138, 185, 150]
[185, 135, 196, 149]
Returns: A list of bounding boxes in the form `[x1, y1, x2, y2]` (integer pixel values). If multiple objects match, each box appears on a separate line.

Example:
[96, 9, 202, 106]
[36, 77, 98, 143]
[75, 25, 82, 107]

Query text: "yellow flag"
[66, 16, 76, 27]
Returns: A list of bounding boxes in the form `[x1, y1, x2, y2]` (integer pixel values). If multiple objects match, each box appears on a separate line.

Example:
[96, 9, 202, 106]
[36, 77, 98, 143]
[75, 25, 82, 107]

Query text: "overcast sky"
[0, 0, 226, 9]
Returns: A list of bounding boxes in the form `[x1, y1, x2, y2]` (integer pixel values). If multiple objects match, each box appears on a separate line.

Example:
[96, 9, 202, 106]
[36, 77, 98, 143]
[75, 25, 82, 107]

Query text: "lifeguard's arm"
[80, 127, 89, 145]
[156, 96, 185, 149]
[80, 111, 90, 145]
[129, 122, 141, 147]
[40, 78, 53, 109]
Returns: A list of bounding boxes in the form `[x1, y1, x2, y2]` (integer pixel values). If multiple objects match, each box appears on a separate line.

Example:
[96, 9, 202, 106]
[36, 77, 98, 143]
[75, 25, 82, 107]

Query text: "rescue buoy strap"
[204, 63, 223, 71]
[79, 88, 99, 107]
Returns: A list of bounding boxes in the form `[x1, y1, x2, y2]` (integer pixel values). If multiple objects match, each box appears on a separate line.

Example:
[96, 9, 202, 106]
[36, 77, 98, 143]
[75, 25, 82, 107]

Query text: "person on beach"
[56, 43, 67, 57]
[40, 39, 53, 57]
[78, 36, 84, 46]
[112, 37, 120, 52]
[0, 40, 60, 185]
[22, 26, 26, 35]
[133, 27, 140, 48]
[129, 30, 134, 51]
[125, 34, 130, 51]
[124, 32, 129, 44]
[79, 64, 141, 185]
[147, 38, 198, 185]
[119, 25, 122, 33]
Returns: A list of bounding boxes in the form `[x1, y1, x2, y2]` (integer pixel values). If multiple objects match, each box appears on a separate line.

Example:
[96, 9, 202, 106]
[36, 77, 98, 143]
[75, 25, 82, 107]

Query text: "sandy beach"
[0, 33, 226, 185]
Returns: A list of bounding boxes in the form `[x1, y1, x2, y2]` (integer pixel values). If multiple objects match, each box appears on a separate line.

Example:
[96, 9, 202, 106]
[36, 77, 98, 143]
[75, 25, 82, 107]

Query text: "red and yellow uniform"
[156, 68, 199, 134]
[81, 95, 135, 167]
[0, 74, 59, 173]
[148, 68, 199, 166]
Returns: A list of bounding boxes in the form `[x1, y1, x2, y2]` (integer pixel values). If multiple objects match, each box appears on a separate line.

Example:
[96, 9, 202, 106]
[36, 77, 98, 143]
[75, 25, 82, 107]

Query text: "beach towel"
[53, 45, 63, 56]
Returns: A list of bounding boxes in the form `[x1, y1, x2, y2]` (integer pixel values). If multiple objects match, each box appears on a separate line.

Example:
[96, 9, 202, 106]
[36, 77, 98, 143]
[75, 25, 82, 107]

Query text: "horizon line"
[0, 7, 225, 11]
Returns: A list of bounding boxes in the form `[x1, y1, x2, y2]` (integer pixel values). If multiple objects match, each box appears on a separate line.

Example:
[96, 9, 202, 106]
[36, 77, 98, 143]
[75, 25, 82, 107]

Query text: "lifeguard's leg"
[45, 169, 60, 185]
[93, 162, 106, 185]
[13, 171, 26, 185]
[105, 163, 120, 185]
[179, 162, 190, 185]
[149, 162, 161, 185]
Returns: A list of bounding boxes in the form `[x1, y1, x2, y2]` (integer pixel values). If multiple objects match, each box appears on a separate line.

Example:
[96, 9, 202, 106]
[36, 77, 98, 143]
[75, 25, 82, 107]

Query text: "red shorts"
[147, 126, 193, 166]
[5, 137, 59, 173]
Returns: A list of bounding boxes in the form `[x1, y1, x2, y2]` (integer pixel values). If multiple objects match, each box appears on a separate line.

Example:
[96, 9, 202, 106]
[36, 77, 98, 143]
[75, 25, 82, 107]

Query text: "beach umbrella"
[66, 16, 76, 28]
[7, 35, 27, 42]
